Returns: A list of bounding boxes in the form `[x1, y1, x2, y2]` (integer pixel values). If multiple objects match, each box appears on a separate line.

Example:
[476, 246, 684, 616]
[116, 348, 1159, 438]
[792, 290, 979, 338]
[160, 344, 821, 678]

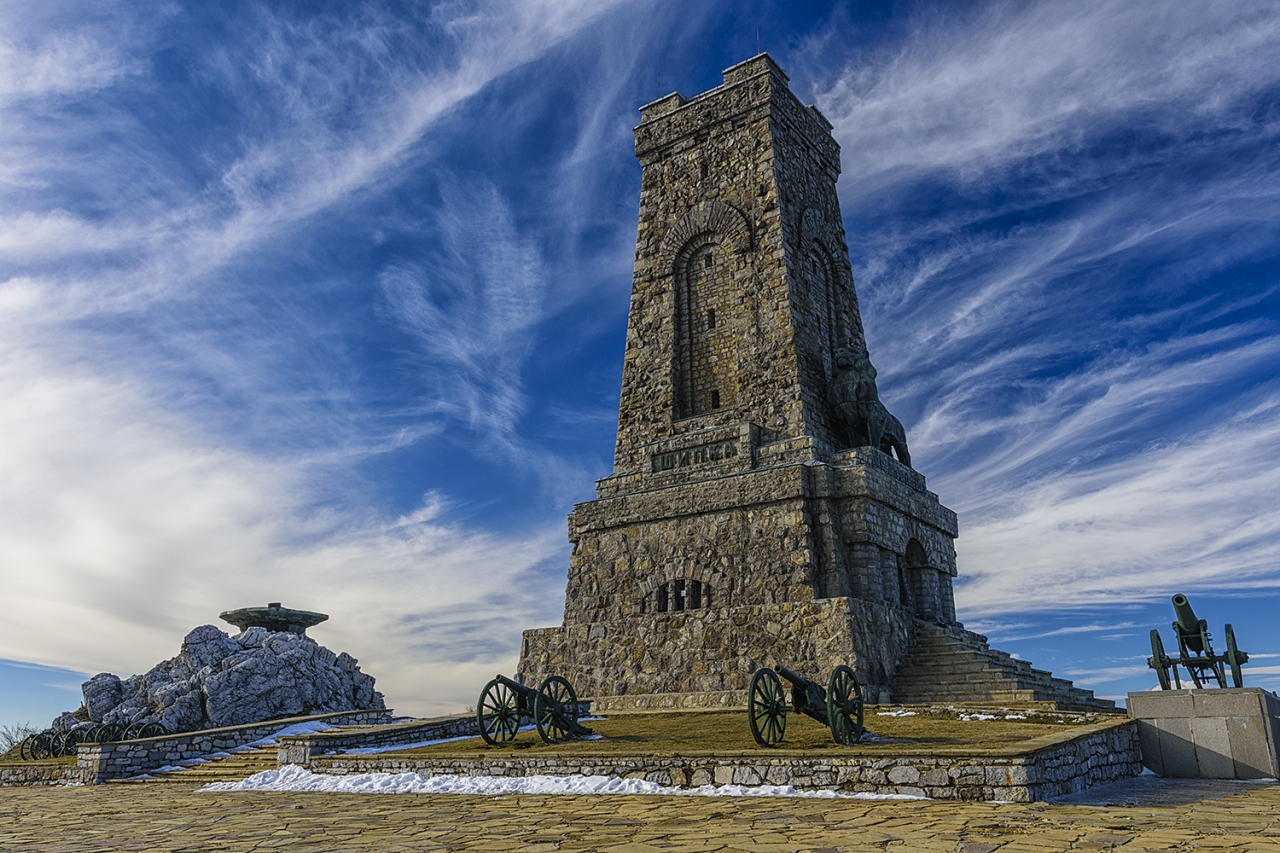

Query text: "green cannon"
[474, 674, 593, 746]
[1148, 594, 1249, 689]
[747, 664, 864, 747]
[17, 722, 164, 760]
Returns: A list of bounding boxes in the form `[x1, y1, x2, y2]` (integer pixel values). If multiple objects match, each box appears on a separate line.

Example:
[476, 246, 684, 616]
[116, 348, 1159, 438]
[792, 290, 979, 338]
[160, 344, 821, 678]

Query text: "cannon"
[16, 722, 166, 760]
[747, 664, 864, 747]
[475, 674, 593, 746]
[1148, 593, 1249, 689]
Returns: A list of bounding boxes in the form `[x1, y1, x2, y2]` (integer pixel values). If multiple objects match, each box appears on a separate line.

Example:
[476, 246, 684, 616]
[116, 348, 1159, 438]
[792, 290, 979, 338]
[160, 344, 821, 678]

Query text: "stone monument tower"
[519, 55, 1113, 713]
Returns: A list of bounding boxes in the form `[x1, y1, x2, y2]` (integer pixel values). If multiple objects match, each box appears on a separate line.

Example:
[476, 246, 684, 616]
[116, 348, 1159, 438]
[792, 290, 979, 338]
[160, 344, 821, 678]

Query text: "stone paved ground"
[2, 781, 1279, 852]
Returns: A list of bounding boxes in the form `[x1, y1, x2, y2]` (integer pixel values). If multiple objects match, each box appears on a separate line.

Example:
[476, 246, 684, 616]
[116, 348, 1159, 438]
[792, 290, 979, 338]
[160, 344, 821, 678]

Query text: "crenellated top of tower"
[634, 54, 837, 169]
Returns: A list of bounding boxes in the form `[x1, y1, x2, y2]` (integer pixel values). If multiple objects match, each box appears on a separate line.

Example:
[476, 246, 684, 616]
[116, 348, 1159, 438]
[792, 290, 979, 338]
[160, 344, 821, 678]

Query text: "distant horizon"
[3, 0, 1280, 730]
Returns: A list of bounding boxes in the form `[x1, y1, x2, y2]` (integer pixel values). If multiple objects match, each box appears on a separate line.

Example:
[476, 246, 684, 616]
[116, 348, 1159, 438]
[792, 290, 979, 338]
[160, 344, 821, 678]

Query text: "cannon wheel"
[52, 730, 84, 758]
[1149, 630, 1172, 690]
[748, 668, 788, 747]
[533, 675, 579, 745]
[826, 665, 865, 745]
[476, 678, 522, 745]
[27, 731, 53, 761]
[138, 723, 165, 739]
[1225, 624, 1245, 688]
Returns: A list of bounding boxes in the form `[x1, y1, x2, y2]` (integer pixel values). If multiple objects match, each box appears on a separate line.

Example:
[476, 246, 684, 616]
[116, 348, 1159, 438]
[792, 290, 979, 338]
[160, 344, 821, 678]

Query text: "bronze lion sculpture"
[827, 345, 911, 468]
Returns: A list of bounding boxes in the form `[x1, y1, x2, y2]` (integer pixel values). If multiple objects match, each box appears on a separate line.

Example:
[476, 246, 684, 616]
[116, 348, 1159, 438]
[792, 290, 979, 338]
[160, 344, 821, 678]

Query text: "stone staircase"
[890, 622, 1118, 712]
[112, 745, 278, 784]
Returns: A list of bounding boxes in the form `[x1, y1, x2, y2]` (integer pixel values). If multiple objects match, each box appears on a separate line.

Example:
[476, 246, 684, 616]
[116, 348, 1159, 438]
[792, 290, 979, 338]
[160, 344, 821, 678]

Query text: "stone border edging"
[276, 714, 478, 764]
[276, 704, 593, 763]
[0, 761, 74, 787]
[292, 718, 1139, 802]
[70, 708, 393, 784]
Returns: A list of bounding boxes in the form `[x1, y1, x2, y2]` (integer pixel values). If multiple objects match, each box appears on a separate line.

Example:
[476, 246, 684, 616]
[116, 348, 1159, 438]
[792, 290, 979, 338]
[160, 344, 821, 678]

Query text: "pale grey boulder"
[83, 673, 123, 721]
[73, 624, 385, 732]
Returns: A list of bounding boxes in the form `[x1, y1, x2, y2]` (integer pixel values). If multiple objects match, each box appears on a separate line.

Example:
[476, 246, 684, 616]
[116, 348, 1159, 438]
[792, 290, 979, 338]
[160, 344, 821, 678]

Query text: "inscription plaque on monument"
[518, 55, 1114, 713]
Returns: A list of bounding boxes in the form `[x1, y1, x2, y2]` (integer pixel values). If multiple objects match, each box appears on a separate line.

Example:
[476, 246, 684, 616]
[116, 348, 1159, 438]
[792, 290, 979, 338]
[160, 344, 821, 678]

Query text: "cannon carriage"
[475, 674, 593, 746]
[17, 722, 166, 760]
[1148, 593, 1249, 689]
[747, 664, 865, 747]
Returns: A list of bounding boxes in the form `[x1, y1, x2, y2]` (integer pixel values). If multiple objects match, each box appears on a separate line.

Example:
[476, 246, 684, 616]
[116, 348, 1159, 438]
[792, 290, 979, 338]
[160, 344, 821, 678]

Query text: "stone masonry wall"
[72, 708, 391, 784]
[304, 719, 1141, 804]
[519, 596, 912, 700]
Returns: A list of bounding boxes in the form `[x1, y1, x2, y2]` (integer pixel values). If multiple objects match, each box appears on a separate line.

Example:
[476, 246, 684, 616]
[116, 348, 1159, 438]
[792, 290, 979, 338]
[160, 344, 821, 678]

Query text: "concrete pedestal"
[1128, 688, 1280, 779]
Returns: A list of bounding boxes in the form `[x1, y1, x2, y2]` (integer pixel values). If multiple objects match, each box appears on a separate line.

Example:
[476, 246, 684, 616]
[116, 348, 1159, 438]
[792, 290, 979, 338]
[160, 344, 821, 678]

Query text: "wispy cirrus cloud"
[801, 0, 1280, 620]
[0, 0, 645, 719]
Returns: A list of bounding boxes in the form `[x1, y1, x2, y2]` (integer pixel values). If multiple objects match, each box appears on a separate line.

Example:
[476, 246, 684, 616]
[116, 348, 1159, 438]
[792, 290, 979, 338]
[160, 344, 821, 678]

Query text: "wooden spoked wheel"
[748, 668, 788, 747]
[1225, 624, 1245, 688]
[476, 678, 522, 745]
[533, 675, 579, 744]
[23, 732, 53, 761]
[1150, 630, 1171, 690]
[826, 665, 864, 745]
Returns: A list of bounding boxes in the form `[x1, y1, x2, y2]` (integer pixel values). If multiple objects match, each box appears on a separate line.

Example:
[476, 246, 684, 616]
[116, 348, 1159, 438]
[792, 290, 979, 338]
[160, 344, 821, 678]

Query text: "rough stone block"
[1130, 688, 1280, 779]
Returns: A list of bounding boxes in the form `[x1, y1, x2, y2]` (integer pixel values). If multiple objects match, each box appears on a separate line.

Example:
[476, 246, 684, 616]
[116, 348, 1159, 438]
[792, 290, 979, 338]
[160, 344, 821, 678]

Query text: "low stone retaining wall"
[301, 719, 1140, 803]
[276, 704, 593, 762]
[0, 762, 74, 787]
[589, 691, 746, 713]
[71, 708, 393, 784]
[277, 714, 479, 764]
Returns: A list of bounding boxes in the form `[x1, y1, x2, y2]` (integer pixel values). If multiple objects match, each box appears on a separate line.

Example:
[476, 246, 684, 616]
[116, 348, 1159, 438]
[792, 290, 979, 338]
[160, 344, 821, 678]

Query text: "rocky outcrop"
[76, 625, 385, 733]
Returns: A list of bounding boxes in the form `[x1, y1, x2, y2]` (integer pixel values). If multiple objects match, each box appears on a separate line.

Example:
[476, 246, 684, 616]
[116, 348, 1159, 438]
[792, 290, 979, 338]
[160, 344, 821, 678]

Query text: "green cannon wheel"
[476, 678, 522, 745]
[50, 727, 72, 753]
[826, 665, 865, 745]
[747, 667, 788, 747]
[90, 724, 124, 742]
[1149, 630, 1172, 690]
[533, 675, 579, 745]
[1225, 624, 1246, 688]
[122, 723, 164, 740]
[24, 731, 53, 761]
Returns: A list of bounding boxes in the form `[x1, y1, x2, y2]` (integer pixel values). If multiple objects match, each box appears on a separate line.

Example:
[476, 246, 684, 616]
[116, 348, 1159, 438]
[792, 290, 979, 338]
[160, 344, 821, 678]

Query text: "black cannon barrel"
[1171, 593, 1206, 653]
[777, 666, 812, 688]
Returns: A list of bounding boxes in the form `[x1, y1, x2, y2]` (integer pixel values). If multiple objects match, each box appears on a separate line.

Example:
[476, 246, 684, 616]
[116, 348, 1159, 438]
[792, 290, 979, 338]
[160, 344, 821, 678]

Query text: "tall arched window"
[675, 239, 735, 418]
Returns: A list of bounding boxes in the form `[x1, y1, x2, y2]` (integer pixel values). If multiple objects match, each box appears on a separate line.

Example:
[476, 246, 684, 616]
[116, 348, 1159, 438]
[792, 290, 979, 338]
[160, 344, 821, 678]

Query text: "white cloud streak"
[810, 0, 1280, 620]
[0, 0, 641, 718]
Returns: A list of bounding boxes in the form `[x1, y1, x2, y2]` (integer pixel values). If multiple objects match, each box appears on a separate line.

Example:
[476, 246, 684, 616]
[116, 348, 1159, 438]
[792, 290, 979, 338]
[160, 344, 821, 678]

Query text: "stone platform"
[261, 710, 1142, 803]
[1129, 687, 1280, 779]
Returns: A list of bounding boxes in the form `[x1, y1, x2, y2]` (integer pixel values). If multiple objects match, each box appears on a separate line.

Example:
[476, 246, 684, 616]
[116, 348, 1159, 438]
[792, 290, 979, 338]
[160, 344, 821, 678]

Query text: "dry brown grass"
[385, 708, 1089, 758]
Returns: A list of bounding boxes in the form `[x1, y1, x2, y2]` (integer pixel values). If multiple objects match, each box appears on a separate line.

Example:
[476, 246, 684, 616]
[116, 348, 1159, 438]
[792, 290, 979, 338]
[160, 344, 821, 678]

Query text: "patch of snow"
[200, 765, 927, 800]
[246, 720, 336, 747]
[876, 710, 917, 717]
[859, 732, 913, 744]
[959, 714, 998, 721]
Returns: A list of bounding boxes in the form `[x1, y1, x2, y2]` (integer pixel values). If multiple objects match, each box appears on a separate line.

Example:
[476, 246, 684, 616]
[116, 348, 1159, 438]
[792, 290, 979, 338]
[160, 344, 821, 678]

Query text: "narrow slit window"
[707, 309, 716, 329]
[673, 579, 686, 611]
[710, 390, 720, 409]
[656, 583, 668, 613]
[689, 580, 702, 609]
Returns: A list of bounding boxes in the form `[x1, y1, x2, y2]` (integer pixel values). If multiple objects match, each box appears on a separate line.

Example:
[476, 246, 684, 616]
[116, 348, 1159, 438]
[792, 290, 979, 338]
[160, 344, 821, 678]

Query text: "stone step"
[889, 620, 1117, 712]
[113, 747, 279, 784]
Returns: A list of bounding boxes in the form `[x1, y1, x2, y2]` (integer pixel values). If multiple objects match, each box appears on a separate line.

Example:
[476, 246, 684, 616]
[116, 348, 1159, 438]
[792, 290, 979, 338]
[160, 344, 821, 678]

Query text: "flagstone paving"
[2, 781, 1279, 852]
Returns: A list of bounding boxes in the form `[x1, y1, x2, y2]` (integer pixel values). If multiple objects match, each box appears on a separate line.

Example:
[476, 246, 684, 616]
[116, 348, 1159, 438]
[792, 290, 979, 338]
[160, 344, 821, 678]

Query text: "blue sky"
[2, 0, 1279, 728]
